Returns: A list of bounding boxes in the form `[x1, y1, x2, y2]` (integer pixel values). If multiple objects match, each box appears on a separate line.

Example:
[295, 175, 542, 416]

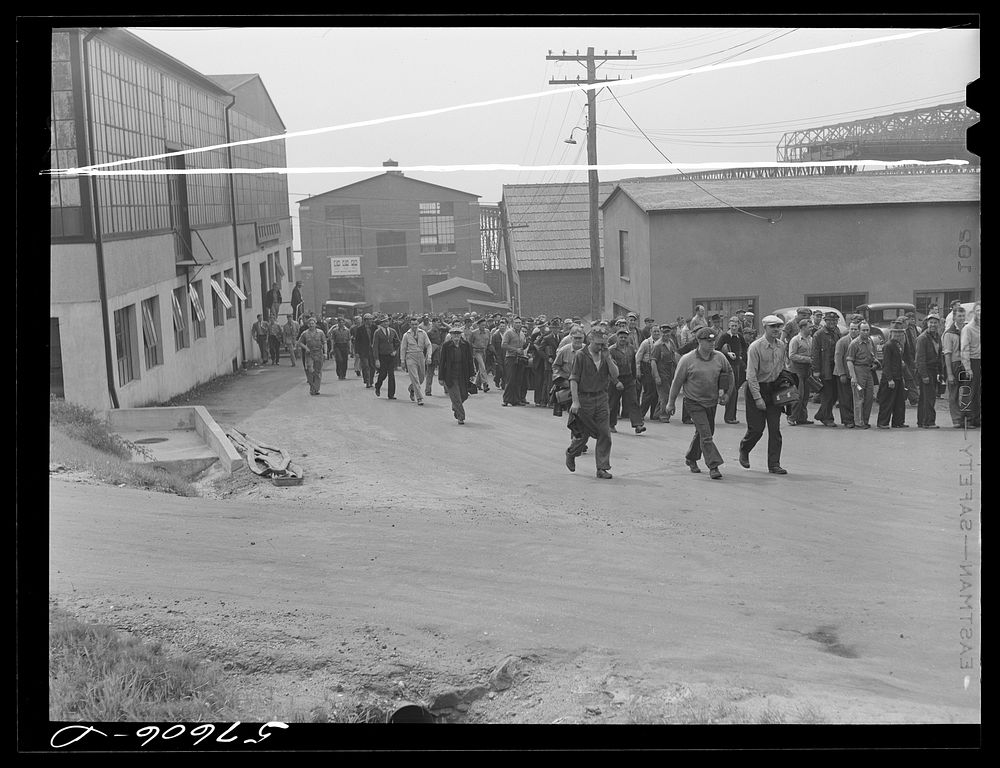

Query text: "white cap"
[761, 315, 783, 325]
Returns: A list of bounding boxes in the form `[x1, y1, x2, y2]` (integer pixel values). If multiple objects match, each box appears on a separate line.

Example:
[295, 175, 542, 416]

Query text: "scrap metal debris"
[225, 427, 304, 486]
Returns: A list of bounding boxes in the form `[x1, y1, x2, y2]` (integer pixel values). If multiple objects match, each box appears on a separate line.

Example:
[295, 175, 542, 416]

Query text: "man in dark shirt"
[372, 316, 399, 398]
[566, 328, 620, 480]
[876, 324, 908, 428]
[439, 324, 476, 424]
[608, 328, 645, 434]
[290, 281, 303, 320]
[352, 313, 377, 388]
[914, 315, 943, 428]
[715, 316, 748, 424]
[810, 311, 842, 426]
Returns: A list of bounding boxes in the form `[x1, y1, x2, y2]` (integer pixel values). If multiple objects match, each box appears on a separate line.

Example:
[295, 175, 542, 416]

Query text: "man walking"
[251, 314, 269, 364]
[846, 322, 879, 429]
[811, 311, 841, 426]
[372, 316, 399, 399]
[635, 324, 662, 421]
[290, 280, 303, 320]
[738, 315, 789, 475]
[608, 328, 646, 434]
[353, 313, 377, 388]
[282, 313, 300, 366]
[960, 302, 981, 428]
[651, 323, 679, 422]
[267, 313, 283, 365]
[915, 314, 943, 428]
[265, 282, 282, 321]
[296, 316, 327, 396]
[467, 317, 492, 394]
[490, 318, 508, 390]
[876, 322, 908, 429]
[664, 326, 734, 479]
[328, 316, 353, 380]
[439, 324, 475, 424]
[787, 318, 815, 426]
[715, 316, 748, 424]
[551, 325, 586, 417]
[565, 328, 619, 480]
[834, 320, 860, 428]
[501, 317, 528, 406]
[400, 316, 433, 405]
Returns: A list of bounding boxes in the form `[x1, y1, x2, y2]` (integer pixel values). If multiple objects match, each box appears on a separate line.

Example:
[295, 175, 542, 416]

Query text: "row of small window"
[113, 271, 246, 387]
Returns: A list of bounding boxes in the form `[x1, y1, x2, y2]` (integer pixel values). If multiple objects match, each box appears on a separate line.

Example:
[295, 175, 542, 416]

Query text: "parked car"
[322, 300, 372, 321]
[771, 306, 847, 336]
[854, 302, 916, 360]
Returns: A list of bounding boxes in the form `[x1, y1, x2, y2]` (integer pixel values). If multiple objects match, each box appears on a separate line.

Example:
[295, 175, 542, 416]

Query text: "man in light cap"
[876, 321, 908, 428]
[664, 326, 734, 479]
[739, 315, 789, 474]
[440, 324, 475, 424]
[566, 327, 620, 479]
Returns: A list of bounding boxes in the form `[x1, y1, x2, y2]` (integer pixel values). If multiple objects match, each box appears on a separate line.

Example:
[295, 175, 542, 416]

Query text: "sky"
[123, 21, 980, 260]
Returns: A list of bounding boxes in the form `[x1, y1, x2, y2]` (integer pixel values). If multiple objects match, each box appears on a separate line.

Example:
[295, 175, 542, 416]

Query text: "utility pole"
[548, 47, 636, 320]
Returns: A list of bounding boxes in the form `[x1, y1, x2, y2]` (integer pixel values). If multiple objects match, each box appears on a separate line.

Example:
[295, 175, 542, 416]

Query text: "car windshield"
[878, 309, 905, 322]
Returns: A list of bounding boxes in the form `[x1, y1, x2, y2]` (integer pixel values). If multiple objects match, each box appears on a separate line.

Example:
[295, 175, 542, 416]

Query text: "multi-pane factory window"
[171, 286, 190, 351]
[419, 202, 455, 253]
[51, 32, 84, 237]
[113, 304, 139, 386]
[141, 295, 162, 369]
[324, 205, 363, 256]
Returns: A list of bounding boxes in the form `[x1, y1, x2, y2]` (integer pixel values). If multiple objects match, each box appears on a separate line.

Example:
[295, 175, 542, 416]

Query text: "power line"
[605, 87, 778, 224]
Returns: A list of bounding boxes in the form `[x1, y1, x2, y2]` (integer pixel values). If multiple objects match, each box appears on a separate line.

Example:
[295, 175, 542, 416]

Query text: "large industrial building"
[50, 28, 293, 412]
[297, 163, 488, 317]
[601, 171, 980, 324]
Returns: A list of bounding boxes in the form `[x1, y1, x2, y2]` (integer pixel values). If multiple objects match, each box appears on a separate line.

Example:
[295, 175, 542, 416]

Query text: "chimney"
[383, 158, 403, 176]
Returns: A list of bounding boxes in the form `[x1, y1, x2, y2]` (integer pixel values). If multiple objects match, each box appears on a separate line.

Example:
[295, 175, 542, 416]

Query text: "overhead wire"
[605, 86, 779, 224]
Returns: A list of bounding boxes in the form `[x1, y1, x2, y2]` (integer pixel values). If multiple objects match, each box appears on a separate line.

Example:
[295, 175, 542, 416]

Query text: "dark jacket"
[881, 338, 905, 380]
[372, 326, 399, 358]
[811, 325, 840, 379]
[439, 337, 475, 394]
[352, 323, 376, 357]
[608, 342, 637, 382]
[914, 330, 942, 378]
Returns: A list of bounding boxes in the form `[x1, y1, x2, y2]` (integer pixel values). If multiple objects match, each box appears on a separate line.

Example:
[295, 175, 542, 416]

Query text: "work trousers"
[654, 378, 673, 421]
[837, 376, 855, 426]
[473, 351, 490, 389]
[853, 366, 875, 427]
[917, 367, 940, 427]
[608, 380, 643, 428]
[567, 392, 612, 471]
[503, 357, 524, 404]
[876, 376, 907, 427]
[638, 369, 659, 420]
[739, 384, 783, 470]
[903, 363, 920, 406]
[405, 357, 427, 403]
[790, 363, 812, 423]
[684, 399, 724, 469]
[493, 353, 505, 388]
[445, 381, 468, 421]
[333, 344, 350, 379]
[534, 361, 552, 405]
[269, 336, 281, 364]
[967, 359, 981, 427]
[305, 355, 323, 394]
[359, 354, 374, 386]
[374, 354, 396, 397]
[814, 376, 838, 423]
[354, 350, 362, 375]
[255, 336, 269, 363]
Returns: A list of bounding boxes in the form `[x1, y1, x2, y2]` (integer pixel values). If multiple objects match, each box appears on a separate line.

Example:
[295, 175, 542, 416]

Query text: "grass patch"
[50, 426, 197, 497]
[49, 606, 237, 721]
[49, 396, 146, 460]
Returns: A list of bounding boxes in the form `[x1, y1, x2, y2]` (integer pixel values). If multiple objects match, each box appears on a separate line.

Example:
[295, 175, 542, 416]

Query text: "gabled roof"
[502, 182, 616, 272]
[207, 73, 286, 132]
[603, 173, 981, 213]
[301, 172, 480, 203]
[426, 277, 494, 297]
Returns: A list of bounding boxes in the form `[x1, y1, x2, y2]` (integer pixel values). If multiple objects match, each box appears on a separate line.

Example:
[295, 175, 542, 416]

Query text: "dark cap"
[798, 318, 811, 328]
[659, 323, 673, 330]
[696, 327, 717, 341]
[616, 328, 629, 336]
[796, 307, 810, 315]
[824, 311, 839, 320]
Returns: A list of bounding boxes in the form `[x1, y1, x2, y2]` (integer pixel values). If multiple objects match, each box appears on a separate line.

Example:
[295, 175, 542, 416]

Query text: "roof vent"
[383, 158, 403, 176]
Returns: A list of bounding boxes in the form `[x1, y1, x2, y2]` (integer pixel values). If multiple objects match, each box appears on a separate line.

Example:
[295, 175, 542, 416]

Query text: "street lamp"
[563, 126, 586, 145]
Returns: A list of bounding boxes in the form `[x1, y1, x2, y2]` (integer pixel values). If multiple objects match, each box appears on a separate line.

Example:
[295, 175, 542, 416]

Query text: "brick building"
[297, 162, 483, 317]
[500, 181, 615, 319]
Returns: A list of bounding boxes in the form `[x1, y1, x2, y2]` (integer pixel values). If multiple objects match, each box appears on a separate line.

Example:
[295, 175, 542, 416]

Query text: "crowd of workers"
[248, 291, 982, 481]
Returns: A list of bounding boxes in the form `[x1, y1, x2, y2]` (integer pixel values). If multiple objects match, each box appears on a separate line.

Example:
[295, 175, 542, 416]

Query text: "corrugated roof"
[502, 182, 616, 271]
[606, 173, 980, 213]
[426, 277, 494, 297]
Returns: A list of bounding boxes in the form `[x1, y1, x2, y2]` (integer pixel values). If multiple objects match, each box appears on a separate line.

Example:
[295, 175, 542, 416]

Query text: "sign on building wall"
[331, 256, 362, 277]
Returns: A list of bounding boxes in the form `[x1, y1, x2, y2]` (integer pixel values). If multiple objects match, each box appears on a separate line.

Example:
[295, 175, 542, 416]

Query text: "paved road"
[49, 363, 982, 723]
